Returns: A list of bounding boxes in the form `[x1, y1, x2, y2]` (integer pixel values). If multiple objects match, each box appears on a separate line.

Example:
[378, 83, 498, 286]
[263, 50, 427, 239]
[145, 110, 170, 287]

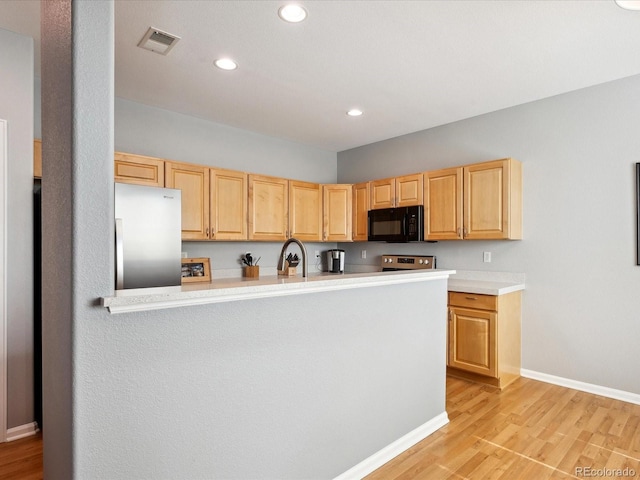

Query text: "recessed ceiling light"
[214, 58, 238, 71]
[347, 109, 363, 117]
[615, 0, 640, 10]
[278, 4, 308, 23]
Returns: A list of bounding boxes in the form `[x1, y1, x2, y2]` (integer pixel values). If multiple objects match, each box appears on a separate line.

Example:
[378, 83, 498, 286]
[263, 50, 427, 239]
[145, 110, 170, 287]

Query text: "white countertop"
[447, 270, 525, 295]
[102, 269, 456, 314]
[447, 279, 525, 296]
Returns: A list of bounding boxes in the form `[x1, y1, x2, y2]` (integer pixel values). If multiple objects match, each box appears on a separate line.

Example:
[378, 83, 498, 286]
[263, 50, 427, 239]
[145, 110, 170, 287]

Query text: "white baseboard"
[6, 422, 39, 442]
[334, 412, 449, 480]
[521, 369, 640, 406]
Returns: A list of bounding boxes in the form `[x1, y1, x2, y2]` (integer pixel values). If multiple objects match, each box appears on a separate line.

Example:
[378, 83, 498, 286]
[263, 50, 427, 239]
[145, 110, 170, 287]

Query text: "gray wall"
[40, 4, 448, 478]
[338, 74, 640, 395]
[0, 27, 34, 429]
[114, 98, 338, 275]
[77, 280, 447, 479]
[33, 92, 340, 275]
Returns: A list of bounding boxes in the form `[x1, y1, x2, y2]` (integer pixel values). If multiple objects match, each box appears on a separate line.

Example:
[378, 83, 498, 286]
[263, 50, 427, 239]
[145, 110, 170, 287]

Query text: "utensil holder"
[243, 266, 260, 278]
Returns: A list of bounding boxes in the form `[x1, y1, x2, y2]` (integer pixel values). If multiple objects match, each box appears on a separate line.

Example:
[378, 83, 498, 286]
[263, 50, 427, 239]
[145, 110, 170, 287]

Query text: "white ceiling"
[2, 0, 640, 152]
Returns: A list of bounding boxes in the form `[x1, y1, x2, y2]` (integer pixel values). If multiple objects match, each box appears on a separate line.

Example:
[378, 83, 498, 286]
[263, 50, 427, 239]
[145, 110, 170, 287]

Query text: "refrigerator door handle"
[115, 218, 124, 289]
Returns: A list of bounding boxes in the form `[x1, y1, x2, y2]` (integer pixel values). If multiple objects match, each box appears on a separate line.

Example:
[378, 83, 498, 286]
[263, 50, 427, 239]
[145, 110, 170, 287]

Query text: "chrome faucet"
[278, 237, 308, 278]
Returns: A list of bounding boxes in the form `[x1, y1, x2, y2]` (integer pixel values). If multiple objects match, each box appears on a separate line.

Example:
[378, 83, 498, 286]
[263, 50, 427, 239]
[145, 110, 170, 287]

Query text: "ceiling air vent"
[137, 27, 180, 55]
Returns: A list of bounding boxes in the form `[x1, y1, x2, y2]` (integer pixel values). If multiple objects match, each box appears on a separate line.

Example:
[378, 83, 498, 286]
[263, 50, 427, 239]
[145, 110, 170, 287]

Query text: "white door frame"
[0, 119, 7, 443]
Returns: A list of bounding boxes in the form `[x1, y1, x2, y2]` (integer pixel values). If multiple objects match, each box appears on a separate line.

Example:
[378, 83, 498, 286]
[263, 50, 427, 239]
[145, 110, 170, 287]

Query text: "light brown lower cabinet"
[447, 290, 521, 389]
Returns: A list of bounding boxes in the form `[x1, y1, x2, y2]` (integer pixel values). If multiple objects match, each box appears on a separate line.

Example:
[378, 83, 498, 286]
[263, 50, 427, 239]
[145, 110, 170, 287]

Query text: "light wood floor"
[1, 377, 638, 480]
[0, 431, 42, 480]
[367, 377, 640, 479]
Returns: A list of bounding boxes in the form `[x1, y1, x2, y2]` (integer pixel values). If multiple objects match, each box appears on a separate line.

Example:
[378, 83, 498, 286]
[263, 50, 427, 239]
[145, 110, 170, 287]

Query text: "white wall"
[0, 27, 34, 429]
[338, 74, 640, 395]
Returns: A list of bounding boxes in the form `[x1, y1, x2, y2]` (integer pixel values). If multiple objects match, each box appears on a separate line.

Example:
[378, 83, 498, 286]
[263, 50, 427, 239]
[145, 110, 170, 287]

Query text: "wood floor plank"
[366, 377, 640, 480]
[0, 432, 42, 480]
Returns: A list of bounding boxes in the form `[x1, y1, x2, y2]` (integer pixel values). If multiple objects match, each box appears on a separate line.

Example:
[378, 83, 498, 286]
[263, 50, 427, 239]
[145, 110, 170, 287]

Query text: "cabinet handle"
[465, 296, 477, 301]
[448, 310, 452, 321]
[457, 228, 461, 238]
[206, 227, 209, 237]
[463, 227, 468, 238]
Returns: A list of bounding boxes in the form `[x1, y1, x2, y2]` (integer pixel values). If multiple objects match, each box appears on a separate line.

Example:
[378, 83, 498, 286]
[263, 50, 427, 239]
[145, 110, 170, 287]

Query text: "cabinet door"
[165, 162, 210, 240]
[289, 180, 322, 241]
[210, 169, 247, 240]
[352, 182, 369, 241]
[396, 173, 423, 207]
[464, 159, 522, 240]
[448, 307, 497, 378]
[34, 139, 42, 178]
[115, 152, 165, 187]
[370, 178, 395, 210]
[248, 175, 289, 241]
[323, 184, 352, 242]
[424, 167, 463, 240]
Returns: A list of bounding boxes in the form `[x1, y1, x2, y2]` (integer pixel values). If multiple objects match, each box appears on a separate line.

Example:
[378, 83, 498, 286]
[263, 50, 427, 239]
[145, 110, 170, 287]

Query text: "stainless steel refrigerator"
[115, 183, 182, 289]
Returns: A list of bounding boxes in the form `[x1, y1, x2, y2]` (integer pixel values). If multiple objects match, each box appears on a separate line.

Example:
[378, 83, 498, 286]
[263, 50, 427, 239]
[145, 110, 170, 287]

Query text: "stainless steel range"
[381, 254, 436, 271]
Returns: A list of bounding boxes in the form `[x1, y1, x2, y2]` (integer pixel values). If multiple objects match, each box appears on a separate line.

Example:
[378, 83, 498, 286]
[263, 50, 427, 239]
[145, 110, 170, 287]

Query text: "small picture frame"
[181, 257, 211, 284]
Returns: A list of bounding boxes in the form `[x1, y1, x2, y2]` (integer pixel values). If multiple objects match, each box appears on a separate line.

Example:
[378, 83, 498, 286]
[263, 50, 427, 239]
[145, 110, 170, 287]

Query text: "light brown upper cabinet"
[34, 139, 42, 178]
[424, 167, 463, 240]
[289, 180, 322, 242]
[352, 182, 370, 242]
[370, 173, 423, 209]
[210, 168, 248, 241]
[464, 158, 522, 240]
[165, 161, 210, 240]
[114, 152, 165, 187]
[323, 184, 352, 242]
[248, 174, 289, 241]
[424, 158, 522, 240]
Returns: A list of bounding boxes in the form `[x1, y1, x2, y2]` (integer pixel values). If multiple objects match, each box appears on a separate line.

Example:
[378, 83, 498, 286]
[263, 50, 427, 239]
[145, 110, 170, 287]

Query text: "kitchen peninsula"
[101, 268, 454, 478]
[102, 268, 454, 313]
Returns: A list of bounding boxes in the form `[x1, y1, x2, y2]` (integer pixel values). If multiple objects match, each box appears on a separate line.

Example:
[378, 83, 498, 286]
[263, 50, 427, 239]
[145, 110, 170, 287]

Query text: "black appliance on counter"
[368, 205, 423, 242]
[381, 254, 436, 272]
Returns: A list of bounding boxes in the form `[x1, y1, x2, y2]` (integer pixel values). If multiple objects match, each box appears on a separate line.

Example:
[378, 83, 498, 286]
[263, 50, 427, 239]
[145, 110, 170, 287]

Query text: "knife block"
[278, 261, 297, 277]
[243, 265, 260, 278]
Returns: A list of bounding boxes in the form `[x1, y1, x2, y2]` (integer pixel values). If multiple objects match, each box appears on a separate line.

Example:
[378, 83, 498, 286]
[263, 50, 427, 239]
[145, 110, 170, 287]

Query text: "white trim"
[0, 119, 7, 443]
[521, 369, 640, 405]
[6, 422, 39, 442]
[333, 412, 449, 480]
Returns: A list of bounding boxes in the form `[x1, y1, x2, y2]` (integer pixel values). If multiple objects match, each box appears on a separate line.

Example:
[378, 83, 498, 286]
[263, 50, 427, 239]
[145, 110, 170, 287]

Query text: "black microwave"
[368, 205, 423, 242]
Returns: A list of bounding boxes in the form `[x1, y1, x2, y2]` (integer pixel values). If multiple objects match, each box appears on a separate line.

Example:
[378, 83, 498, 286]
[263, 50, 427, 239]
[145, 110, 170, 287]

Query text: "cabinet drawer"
[448, 292, 497, 311]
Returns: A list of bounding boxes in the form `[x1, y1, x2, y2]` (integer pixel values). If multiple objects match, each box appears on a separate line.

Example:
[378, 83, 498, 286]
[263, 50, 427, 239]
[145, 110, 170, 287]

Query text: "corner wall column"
[40, 1, 114, 477]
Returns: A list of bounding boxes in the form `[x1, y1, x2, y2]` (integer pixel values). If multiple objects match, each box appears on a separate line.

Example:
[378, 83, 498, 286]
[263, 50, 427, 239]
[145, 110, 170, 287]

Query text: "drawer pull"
[465, 296, 477, 300]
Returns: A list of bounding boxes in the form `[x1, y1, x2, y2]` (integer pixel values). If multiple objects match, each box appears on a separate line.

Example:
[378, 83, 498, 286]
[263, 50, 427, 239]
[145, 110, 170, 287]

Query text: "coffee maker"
[326, 249, 345, 273]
